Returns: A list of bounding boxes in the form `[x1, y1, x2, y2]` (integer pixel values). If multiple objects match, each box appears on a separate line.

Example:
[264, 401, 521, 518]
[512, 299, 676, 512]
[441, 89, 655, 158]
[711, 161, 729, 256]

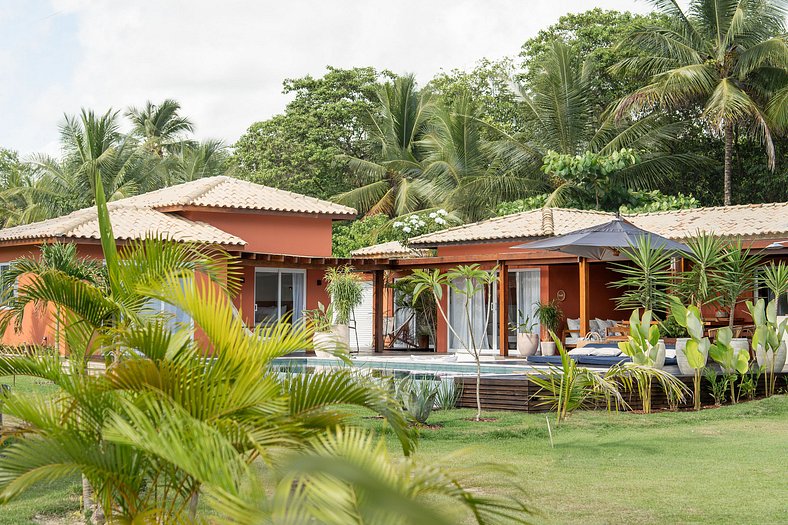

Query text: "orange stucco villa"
[0, 176, 373, 348]
[0, 175, 786, 357]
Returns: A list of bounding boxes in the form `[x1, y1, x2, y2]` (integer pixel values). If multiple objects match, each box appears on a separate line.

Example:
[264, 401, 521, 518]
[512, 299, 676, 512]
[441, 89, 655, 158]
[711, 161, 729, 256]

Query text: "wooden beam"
[498, 262, 509, 357]
[373, 270, 385, 353]
[579, 258, 590, 337]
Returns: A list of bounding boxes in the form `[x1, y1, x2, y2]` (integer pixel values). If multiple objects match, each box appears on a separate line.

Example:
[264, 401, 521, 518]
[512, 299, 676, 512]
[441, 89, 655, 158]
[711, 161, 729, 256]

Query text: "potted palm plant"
[534, 300, 563, 356]
[324, 266, 364, 346]
[304, 302, 337, 357]
[509, 310, 539, 356]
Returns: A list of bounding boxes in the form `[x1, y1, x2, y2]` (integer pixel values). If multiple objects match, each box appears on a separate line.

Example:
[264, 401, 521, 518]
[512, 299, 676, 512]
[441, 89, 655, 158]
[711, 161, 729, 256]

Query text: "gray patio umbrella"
[512, 216, 690, 260]
[512, 216, 689, 339]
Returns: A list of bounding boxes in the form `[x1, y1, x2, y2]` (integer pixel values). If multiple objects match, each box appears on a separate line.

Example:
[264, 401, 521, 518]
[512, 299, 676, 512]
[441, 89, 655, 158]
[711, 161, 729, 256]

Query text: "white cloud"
[7, 0, 650, 155]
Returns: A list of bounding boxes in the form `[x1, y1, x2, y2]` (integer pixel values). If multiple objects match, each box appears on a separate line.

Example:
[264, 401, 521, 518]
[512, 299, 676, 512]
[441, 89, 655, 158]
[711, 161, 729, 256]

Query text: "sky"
[0, 0, 651, 157]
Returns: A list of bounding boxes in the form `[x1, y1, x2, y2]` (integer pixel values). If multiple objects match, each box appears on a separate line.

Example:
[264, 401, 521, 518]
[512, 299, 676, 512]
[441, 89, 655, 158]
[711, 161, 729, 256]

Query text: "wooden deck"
[455, 372, 787, 412]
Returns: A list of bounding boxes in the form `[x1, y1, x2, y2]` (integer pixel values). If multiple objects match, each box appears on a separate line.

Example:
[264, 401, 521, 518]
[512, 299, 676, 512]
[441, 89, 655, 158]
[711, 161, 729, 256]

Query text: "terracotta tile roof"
[350, 241, 430, 259]
[119, 176, 356, 217]
[409, 208, 613, 247]
[0, 176, 359, 247]
[627, 202, 788, 240]
[408, 203, 788, 249]
[0, 204, 246, 247]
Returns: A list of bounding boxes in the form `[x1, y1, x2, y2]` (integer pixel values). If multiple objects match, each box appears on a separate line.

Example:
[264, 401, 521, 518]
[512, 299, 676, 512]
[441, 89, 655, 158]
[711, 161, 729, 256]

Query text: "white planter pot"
[313, 331, 337, 358]
[517, 333, 540, 356]
[675, 338, 707, 375]
[731, 338, 750, 351]
[541, 341, 556, 356]
[756, 341, 787, 373]
[333, 323, 350, 348]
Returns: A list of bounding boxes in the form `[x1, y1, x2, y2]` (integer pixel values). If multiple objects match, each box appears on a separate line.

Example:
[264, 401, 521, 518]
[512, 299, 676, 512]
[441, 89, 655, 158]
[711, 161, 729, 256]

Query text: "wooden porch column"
[579, 258, 590, 337]
[498, 262, 509, 356]
[373, 270, 385, 353]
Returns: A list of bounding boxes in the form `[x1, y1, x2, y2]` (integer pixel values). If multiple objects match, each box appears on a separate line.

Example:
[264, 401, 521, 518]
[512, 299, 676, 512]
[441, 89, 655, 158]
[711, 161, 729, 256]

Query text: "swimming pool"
[271, 355, 544, 376]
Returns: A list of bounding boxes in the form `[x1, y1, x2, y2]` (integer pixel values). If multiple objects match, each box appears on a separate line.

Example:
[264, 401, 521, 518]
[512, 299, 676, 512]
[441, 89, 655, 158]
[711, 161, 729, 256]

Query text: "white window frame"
[254, 268, 307, 325]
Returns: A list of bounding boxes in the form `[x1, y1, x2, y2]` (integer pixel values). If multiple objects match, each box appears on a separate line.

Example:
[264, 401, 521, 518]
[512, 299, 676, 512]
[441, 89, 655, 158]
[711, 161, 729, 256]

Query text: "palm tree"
[31, 109, 158, 212]
[1, 242, 105, 351]
[613, 0, 787, 205]
[333, 75, 436, 217]
[0, 168, 531, 523]
[492, 41, 704, 209]
[421, 95, 536, 221]
[162, 139, 232, 185]
[0, 168, 64, 227]
[126, 99, 194, 157]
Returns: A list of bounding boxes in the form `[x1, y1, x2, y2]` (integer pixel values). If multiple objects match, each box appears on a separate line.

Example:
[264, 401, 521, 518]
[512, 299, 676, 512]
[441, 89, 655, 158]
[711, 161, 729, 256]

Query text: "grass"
[0, 376, 83, 525]
[369, 397, 788, 524]
[1, 373, 786, 524]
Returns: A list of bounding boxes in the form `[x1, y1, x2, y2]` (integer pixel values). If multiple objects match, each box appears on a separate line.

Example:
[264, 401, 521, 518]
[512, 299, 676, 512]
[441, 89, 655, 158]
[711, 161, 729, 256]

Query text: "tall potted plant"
[324, 266, 364, 346]
[304, 302, 336, 357]
[718, 241, 762, 350]
[534, 300, 563, 356]
[509, 310, 539, 357]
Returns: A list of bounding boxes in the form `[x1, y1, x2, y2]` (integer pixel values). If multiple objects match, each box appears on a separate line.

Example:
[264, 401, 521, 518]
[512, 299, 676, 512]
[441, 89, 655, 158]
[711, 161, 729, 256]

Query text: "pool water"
[272, 356, 542, 377]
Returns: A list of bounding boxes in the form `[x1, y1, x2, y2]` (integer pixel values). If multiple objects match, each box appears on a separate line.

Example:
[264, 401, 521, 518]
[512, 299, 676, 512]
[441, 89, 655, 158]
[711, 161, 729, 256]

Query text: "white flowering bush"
[392, 209, 450, 244]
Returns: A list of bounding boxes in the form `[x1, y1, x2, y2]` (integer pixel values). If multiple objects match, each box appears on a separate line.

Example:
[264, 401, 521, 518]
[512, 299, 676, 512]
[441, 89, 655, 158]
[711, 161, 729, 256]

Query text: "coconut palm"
[31, 109, 157, 212]
[492, 41, 704, 209]
[421, 95, 537, 221]
[0, 168, 64, 227]
[333, 75, 436, 217]
[163, 139, 232, 185]
[126, 99, 195, 157]
[613, 0, 788, 205]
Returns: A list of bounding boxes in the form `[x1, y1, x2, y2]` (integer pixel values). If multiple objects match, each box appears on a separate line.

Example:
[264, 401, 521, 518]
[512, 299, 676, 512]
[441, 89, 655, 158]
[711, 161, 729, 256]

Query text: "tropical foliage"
[0, 103, 230, 228]
[0, 166, 530, 524]
[613, 0, 788, 206]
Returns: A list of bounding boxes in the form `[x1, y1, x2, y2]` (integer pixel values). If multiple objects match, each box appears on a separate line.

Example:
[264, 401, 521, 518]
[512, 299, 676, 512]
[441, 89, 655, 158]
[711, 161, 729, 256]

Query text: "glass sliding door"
[506, 269, 541, 350]
[448, 277, 497, 353]
[255, 269, 306, 326]
[515, 269, 541, 334]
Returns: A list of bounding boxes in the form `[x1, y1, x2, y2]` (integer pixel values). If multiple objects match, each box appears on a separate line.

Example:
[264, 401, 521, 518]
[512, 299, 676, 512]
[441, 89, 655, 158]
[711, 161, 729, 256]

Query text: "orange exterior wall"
[0, 207, 338, 350]
[178, 210, 334, 256]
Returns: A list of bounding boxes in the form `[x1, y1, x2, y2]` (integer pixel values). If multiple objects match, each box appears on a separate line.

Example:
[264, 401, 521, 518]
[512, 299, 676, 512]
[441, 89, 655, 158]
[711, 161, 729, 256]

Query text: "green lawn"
[1, 373, 786, 524]
[368, 397, 788, 525]
[0, 376, 83, 525]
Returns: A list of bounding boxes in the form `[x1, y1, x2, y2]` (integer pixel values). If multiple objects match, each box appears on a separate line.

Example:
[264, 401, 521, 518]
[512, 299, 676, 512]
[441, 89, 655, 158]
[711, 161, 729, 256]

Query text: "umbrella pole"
[579, 258, 590, 338]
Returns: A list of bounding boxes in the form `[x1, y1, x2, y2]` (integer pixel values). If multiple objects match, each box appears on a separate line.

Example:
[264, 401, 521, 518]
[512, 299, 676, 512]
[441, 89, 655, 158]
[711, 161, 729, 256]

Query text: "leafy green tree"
[126, 99, 194, 157]
[233, 67, 386, 200]
[492, 41, 705, 208]
[427, 58, 522, 136]
[540, 149, 639, 209]
[658, 133, 788, 205]
[332, 214, 394, 257]
[614, 0, 788, 206]
[519, 8, 668, 114]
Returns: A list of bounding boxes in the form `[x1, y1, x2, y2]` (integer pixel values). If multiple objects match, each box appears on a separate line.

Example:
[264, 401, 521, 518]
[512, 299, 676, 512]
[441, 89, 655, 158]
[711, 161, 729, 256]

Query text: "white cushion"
[568, 347, 594, 356]
[589, 319, 602, 334]
[589, 347, 622, 357]
[567, 318, 580, 331]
